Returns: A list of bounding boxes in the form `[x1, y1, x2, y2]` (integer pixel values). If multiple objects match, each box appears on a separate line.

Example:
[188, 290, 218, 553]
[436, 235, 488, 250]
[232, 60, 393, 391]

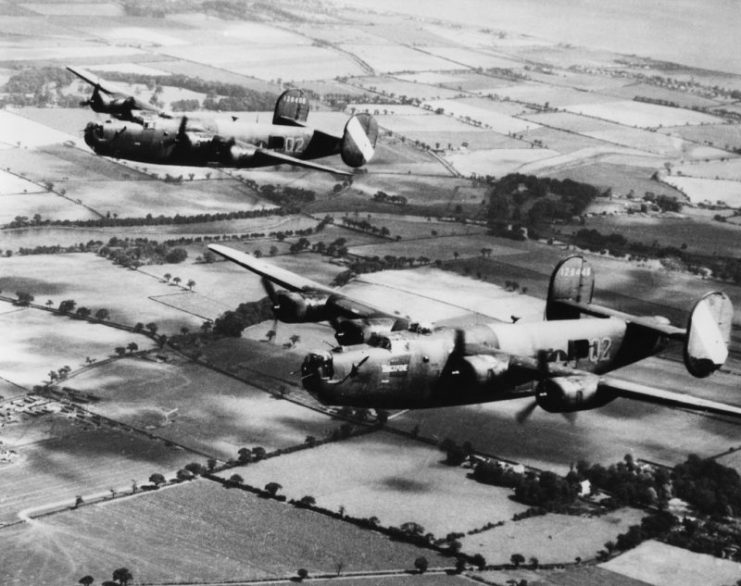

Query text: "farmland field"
[460, 508, 645, 563]
[218, 431, 531, 538]
[0, 303, 154, 387]
[562, 100, 722, 128]
[64, 356, 334, 459]
[0, 254, 206, 333]
[0, 419, 194, 524]
[672, 158, 741, 181]
[425, 100, 540, 135]
[0, 479, 448, 585]
[661, 176, 741, 207]
[602, 540, 741, 586]
[340, 44, 454, 73]
[444, 147, 561, 176]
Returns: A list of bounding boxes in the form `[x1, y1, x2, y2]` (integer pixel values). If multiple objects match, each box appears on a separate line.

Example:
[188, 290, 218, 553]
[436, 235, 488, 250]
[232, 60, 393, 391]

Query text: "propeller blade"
[515, 400, 538, 425]
[562, 411, 577, 425]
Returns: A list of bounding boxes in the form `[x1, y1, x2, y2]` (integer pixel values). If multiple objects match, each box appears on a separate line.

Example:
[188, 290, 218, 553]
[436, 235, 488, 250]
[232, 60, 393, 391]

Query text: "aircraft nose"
[83, 122, 105, 148]
[301, 351, 335, 402]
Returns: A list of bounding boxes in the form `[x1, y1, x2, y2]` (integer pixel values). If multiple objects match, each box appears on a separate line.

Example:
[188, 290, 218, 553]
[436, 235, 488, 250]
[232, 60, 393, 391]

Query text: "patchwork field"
[218, 431, 530, 538]
[461, 508, 645, 563]
[661, 176, 741, 207]
[444, 147, 561, 176]
[0, 479, 448, 585]
[562, 100, 722, 128]
[602, 540, 741, 586]
[63, 355, 333, 459]
[425, 99, 540, 135]
[0, 303, 154, 387]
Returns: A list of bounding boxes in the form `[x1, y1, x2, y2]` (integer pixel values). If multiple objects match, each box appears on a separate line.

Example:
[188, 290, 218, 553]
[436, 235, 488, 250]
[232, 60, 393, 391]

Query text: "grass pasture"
[0, 253, 205, 333]
[444, 147, 561, 177]
[661, 176, 741, 207]
[340, 44, 455, 73]
[0, 111, 78, 149]
[461, 508, 645, 563]
[0, 479, 448, 585]
[218, 431, 530, 538]
[601, 540, 741, 586]
[546, 162, 684, 198]
[0, 170, 46, 195]
[351, 76, 461, 100]
[563, 100, 722, 129]
[64, 355, 332, 459]
[0, 419, 194, 523]
[605, 83, 722, 110]
[666, 123, 741, 150]
[0, 302, 153, 387]
[425, 99, 539, 134]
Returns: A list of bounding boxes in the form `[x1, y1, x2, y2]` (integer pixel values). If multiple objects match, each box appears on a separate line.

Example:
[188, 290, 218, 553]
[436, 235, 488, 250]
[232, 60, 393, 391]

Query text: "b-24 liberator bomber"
[68, 66, 377, 176]
[210, 244, 740, 419]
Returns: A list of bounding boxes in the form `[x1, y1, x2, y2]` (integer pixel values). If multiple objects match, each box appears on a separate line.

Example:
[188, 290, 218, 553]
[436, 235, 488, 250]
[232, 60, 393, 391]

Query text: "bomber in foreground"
[210, 244, 739, 419]
[69, 66, 377, 176]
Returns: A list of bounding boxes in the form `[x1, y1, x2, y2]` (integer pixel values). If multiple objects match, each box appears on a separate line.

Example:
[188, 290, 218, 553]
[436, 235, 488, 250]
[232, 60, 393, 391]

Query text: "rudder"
[684, 291, 732, 378]
[273, 89, 309, 126]
[545, 255, 595, 320]
[341, 113, 378, 168]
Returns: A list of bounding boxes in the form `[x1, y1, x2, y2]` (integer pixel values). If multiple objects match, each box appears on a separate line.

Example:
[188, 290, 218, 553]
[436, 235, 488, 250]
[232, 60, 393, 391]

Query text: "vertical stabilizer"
[341, 113, 378, 168]
[545, 255, 595, 320]
[273, 89, 309, 126]
[684, 291, 732, 377]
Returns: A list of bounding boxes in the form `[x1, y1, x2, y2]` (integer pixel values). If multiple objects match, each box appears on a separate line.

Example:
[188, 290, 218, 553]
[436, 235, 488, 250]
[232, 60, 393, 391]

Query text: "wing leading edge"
[208, 244, 402, 321]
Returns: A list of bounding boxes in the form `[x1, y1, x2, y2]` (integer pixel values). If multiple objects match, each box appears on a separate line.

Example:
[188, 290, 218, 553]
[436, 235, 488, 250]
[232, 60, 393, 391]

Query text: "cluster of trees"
[97, 239, 188, 268]
[97, 70, 277, 111]
[570, 228, 741, 284]
[78, 567, 133, 586]
[372, 191, 408, 206]
[331, 253, 436, 287]
[212, 298, 274, 337]
[258, 184, 316, 208]
[634, 95, 680, 109]
[1, 66, 81, 108]
[340, 216, 392, 238]
[46, 206, 283, 229]
[487, 174, 602, 230]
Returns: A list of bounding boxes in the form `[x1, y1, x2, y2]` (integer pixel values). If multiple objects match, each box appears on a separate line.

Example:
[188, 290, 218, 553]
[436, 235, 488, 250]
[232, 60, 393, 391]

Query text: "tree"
[163, 273, 171, 282]
[510, 553, 525, 567]
[472, 553, 487, 570]
[15, 291, 34, 306]
[79, 576, 94, 586]
[296, 568, 309, 581]
[115, 346, 126, 356]
[299, 495, 316, 507]
[112, 567, 133, 586]
[414, 556, 429, 574]
[76, 306, 91, 319]
[264, 482, 282, 496]
[95, 308, 110, 321]
[265, 329, 276, 343]
[127, 342, 138, 353]
[165, 248, 187, 263]
[149, 472, 166, 486]
[288, 334, 300, 347]
[173, 276, 182, 286]
[145, 322, 158, 336]
[229, 474, 243, 486]
[187, 279, 196, 290]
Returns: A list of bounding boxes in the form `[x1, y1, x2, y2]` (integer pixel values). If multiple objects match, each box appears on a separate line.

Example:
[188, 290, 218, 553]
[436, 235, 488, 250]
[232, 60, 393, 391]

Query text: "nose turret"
[84, 122, 106, 149]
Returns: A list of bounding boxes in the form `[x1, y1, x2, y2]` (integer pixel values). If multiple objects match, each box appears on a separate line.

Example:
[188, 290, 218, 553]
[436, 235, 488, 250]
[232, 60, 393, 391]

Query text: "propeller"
[261, 277, 281, 341]
[515, 399, 538, 424]
[514, 350, 576, 425]
[338, 355, 369, 384]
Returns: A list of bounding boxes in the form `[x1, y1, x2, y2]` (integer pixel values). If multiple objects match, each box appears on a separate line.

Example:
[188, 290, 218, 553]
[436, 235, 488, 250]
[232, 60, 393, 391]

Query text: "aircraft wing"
[67, 65, 162, 116]
[598, 375, 741, 418]
[250, 148, 352, 176]
[208, 244, 406, 322]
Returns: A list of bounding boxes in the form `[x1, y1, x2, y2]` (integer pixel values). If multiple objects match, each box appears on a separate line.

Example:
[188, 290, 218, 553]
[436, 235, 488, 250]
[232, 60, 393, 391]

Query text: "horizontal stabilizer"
[250, 148, 351, 175]
[600, 375, 741, 418]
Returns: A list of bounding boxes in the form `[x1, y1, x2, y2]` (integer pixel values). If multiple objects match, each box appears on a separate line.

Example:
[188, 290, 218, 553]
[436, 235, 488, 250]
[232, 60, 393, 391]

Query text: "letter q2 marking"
[588, 337, 612, 362]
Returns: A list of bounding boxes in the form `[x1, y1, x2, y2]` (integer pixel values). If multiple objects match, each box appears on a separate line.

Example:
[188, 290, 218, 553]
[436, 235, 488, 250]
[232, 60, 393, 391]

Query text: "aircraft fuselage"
[302, 317, 665, 409]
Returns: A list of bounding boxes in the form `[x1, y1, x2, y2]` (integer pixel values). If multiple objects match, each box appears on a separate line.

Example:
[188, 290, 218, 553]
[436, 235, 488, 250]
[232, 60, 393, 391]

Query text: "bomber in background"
[210, 244, 740, 420]
[68, 66, 377, 176]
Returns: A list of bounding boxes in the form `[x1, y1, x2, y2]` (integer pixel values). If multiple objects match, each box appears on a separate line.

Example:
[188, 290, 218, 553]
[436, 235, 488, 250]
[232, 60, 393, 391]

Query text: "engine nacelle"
[274, 291, 331, 323]
[334, 318, 396, 346]
[535, 374, 613, 413]
[458, 353, 511, 386]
